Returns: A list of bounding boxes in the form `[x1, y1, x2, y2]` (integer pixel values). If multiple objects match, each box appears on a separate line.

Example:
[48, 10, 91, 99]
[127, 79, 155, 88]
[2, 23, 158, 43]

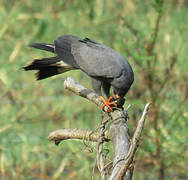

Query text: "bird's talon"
[108, 96, 114, 102]
[100, 96, 118, 112]
[101, 104, 106, 110]
[107, 108, 113, 112]
[108, 102, 117, 107]
[101, 104, 113, 112]
[115, 94, 120, 99]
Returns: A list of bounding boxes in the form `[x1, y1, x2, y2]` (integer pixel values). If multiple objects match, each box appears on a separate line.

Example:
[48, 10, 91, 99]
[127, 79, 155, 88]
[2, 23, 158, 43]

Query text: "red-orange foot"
[115, 94, 120, 99]
[100, 96, 117, 112]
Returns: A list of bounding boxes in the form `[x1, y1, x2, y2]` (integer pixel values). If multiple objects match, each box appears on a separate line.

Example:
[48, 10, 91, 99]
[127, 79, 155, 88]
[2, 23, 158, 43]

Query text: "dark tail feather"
[23, 57, 61, 71]
[23, 56, 75, 80]
[35, 66, 60, 80]
[29, 43, 55, 53]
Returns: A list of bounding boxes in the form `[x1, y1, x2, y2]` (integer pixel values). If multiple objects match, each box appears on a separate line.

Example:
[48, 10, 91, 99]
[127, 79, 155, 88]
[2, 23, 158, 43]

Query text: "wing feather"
[54, 35, 131, 78]
[71, 42, 127, 78]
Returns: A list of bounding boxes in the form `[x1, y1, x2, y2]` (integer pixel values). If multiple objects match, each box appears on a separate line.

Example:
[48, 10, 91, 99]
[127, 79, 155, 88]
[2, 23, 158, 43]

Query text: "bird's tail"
[29, 43, 55, 53]
[23, 56, 76, 80]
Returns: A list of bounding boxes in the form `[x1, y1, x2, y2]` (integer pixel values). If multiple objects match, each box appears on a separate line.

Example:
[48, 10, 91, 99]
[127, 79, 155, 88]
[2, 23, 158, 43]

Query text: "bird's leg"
[100, 82, 118, 112]
[114, 92, 125, 107]
[115, 94, 120, 99]
[100, 96, 117, 112]
[115, 94, 126, 108]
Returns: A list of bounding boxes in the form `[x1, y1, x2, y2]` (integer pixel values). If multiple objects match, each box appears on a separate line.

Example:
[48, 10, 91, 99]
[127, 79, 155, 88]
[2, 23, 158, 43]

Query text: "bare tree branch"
[97, 116, 107, 180]
[48, 77, 150, 180]
[114, 103, 151, 180]
[108, 110, 131, 180]
[48, 128, 110, 144]
[64, 77, 103, 107]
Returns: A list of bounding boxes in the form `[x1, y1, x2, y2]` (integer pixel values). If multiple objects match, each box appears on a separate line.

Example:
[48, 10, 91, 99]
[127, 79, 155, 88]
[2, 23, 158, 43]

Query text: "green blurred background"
[0, 0, 187, 179]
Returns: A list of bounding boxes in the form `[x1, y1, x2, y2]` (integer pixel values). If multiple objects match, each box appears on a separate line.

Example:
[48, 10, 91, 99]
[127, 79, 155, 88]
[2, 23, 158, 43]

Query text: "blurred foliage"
[0, 0, 187, 179]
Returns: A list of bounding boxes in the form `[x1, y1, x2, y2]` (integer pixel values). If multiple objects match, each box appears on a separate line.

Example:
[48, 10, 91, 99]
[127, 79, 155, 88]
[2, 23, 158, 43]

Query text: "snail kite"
[23, 35, 134, 112]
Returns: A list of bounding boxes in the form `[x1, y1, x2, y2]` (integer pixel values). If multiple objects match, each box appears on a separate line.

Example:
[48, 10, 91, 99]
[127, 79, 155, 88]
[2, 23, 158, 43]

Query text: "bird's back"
[55, 35, 133, 80]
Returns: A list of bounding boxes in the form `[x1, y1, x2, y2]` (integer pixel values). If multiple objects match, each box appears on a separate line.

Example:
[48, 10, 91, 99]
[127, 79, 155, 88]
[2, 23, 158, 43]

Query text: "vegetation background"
[0, 0, 187, 179]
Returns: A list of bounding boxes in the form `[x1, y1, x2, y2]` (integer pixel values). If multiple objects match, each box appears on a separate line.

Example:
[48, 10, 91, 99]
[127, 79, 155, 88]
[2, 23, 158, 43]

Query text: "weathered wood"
[64, 77, 103, 107]
[48, 77, 150, 180]
[113, 103, 150, 180]
[48, 128, 110, 144]
[108, 110, 132, 180]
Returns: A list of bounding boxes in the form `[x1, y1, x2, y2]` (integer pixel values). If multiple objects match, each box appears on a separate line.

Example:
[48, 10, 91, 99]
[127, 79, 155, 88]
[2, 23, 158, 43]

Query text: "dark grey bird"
[23, 35, 134, 112]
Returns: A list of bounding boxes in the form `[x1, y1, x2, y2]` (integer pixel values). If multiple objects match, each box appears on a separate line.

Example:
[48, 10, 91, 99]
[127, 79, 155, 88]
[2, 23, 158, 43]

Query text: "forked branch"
[48, 77, 150, 180]
[48, 128, 110, 145]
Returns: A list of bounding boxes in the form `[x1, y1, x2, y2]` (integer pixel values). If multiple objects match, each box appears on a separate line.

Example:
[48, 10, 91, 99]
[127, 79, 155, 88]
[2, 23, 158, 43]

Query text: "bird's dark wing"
[29, 43, 55, 53]
[54, 35, 81, 69]
[71, 39, 128, 78]
[54, 35, 130, 78]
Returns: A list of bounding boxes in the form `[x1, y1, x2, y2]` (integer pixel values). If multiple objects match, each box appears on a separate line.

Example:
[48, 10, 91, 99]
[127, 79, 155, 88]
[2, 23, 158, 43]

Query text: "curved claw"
[115, 94, 120, 99]
[100, 96, 117, 112]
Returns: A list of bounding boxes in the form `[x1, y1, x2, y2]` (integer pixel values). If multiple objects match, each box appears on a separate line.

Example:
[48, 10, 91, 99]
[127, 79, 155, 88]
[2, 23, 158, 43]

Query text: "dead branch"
[48, 77, 150, 180]
[97, 115, 107, 180]
[64, 77, 103, 107]
[108, 110, 131, 180]
[114, 103, 150, 180]
[48, 128, 110, 145]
